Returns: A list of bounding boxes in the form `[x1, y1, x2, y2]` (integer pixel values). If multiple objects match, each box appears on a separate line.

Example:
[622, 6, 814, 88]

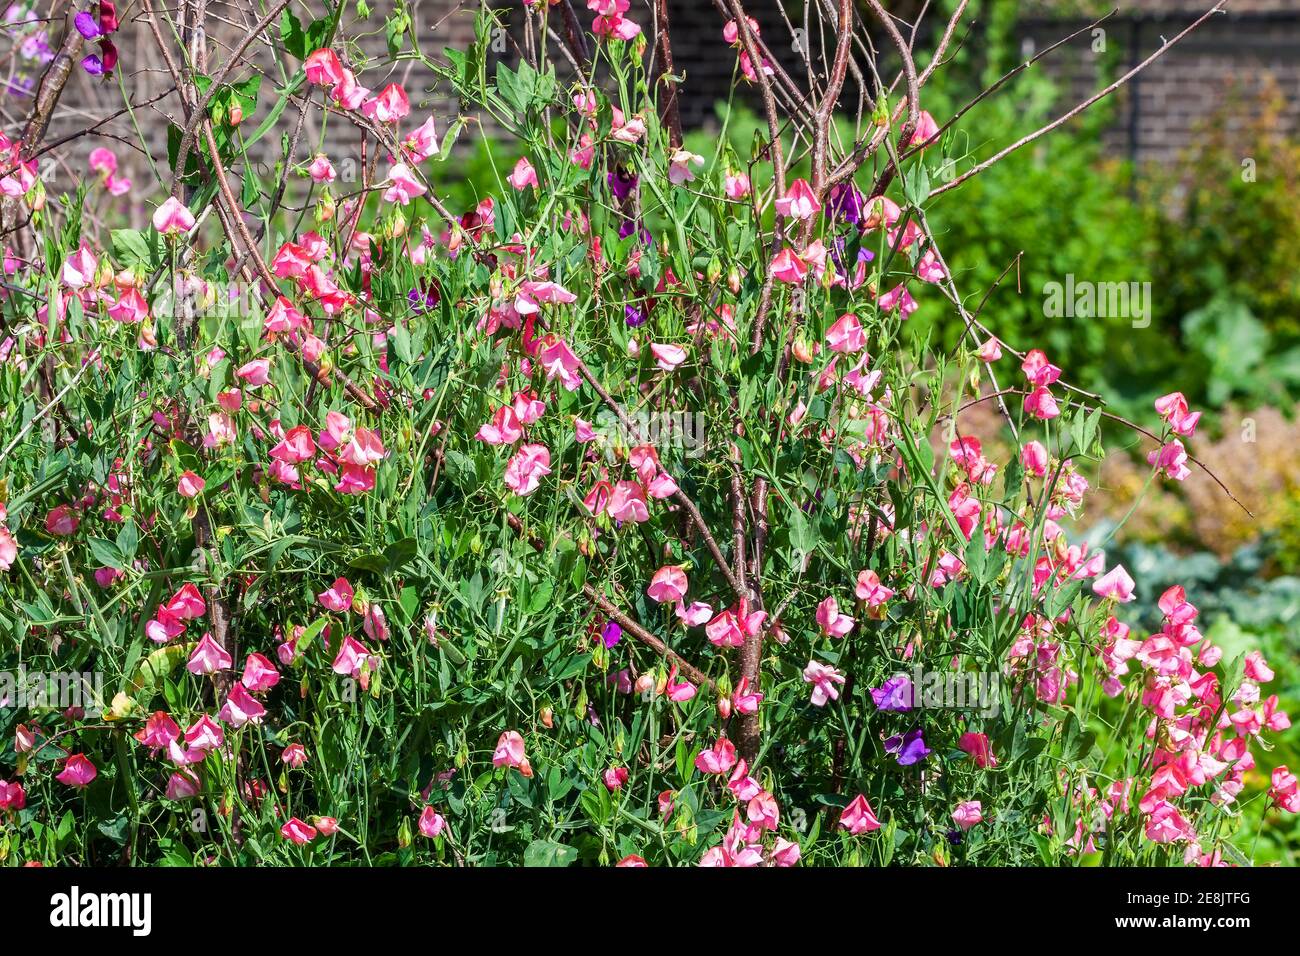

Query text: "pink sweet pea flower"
[1244, 650, 1274, 683]
[133, 712, 181, 751]
[826, 313, 866, 354]
[304, 49, 344, 86]
[959, 731, 997, 768]
[217, 686, 265, 728]
[56, 754, 98, 788]
[1021, 349, 1061, 387]
[512, 390, 543, 429]
[383, 163, 426, 205]
[770, 248, 807, 284]
[592, 13, 641, 40]
[877, 282, 918, 317]
[815, 596, 855, 638]
[45, 504, 79, 536]
[331, 68, 370, 110]
[281, 743, 308, 768]
[731, 676, 763, 715]
[331, 635, 375, 680]
[318, 577, 354, 612]
[724, 172, 751, 199]
[187, 633, 233, 675]
[747, 790, 780, 830]
[538, 337, 583, 390]
[977, 337, 1002, 362]
[166, 583, 206, 620]
[165, 771, 200, 800]
[271, 424, 316, 463]
[365, 82, 410, 123]
[337, 427, 387, 467]
[418, 805, 447, 837]
[676, 600, 713, 626]
[803, 659, 846, 707]
[241, 653, 280, 693]
[668, 149, 703, 185]
[88, 146, 117, 177]
[1155, 391, 1201, 437]
[308, 154, 336, 183]
[493, 730, 531, 775]
[185, 715, 224, 753]
[402, 116, 439, 162]
[649, 342, 687, 371]
[1023, 385, 1060, 420]
[603, 766, 629, 791]
[647, 565, 688, 604]
[0, 528, 19, 571]
[236, 358, 271, 387]
[705, 610, 744, 648]
[952, 800, 983, 830]
[774, 178, 819, 220]
[839, 794, 881, 834]
[1148, 439, 1191, 481]
[508, 156, 539, 190]
[476, 406, 523, 446]
[1093, 564, 1136, 603]
[1269, 766, 1300, 813]
[504, 443, 551, 496]
[280, 817, 318, 844]
[862, 195, 901, 230]
[60, 245, 96, 289]
[107, 288, 148, 323]
[516, 281, 578, 315]
[908, 110, 940, 147]
[1144, 800, 1193, 844]
[854, 569, 894, 607]
[606, 480, 650, 522]
[1020, 440, 1049, 477]
[177, 470, 205, 498]
[695, 737, 737, 775]
[152, 196, 196, 235]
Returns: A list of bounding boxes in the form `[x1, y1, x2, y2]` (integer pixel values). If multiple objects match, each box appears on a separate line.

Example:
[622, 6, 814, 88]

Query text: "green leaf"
[87, 536, 126, 571]
[523, 838, 578, 867]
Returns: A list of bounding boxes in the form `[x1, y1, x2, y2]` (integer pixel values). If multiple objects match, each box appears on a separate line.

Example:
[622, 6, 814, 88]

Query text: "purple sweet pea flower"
[20, 32, 54, 64]
[601, 620, 622, 648]
[827, 181, 865, 225]
[407, 287, 436, 313]
[870, 675, 914, 712]
[883, 727, 931, 766]
[80, 53, 103, 75]
[607, 168, 638, 202]
[624, 304, 646, 328]
[74, 10, 101, 38]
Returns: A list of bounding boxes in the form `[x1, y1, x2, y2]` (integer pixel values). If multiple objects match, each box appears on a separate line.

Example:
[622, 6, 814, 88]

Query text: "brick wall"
[16, 1, 1300, 203]
[1018, 3, 1300, 165]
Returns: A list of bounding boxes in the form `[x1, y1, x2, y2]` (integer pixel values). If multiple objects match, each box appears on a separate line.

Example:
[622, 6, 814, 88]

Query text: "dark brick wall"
[1018, 5, 1300, 165]
[19, 1, 1300, 204]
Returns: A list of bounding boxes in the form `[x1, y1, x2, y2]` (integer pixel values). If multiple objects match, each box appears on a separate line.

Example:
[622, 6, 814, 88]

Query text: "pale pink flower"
[647, 566, 688, 604]
[383, 163, 426, 205]
[152, 196, 196, 235]
[952, 800, 983, 830]
[774, 178, 819, 220]
[803, 659, 846, 707]
[504, 443, 552, 496]
[176, 471, 205, 499]
[508, 157, 539, 190]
